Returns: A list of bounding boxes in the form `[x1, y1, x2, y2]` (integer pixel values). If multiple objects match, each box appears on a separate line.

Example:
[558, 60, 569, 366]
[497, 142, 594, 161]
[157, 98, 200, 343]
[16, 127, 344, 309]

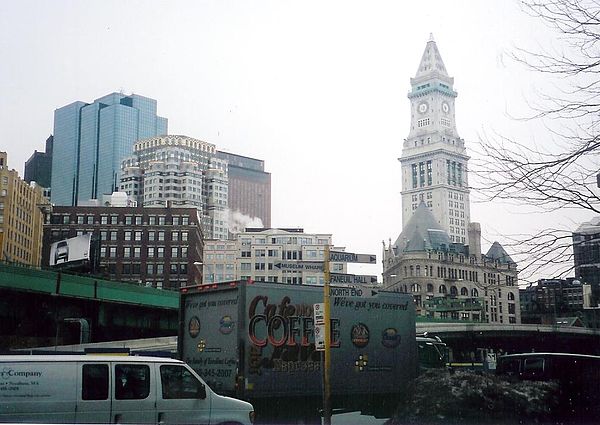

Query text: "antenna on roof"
[429, 33, 435, 42]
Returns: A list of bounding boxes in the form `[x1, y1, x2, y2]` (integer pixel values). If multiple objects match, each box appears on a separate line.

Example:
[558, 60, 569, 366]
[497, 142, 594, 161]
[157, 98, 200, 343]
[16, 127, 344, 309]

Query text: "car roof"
[0, 355, 184, 363]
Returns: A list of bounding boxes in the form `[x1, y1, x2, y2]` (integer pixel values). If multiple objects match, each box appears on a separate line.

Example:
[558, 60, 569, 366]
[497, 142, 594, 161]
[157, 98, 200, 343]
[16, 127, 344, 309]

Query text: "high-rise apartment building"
[24, 135, 53, 190]
[216, 151, 271, 228]
[51, 93, 167, 206]
[120, 135, 228, 240]
[400, 36, 470, 244]
[202, 228, 346, 285]
[0, 152, 47, 266]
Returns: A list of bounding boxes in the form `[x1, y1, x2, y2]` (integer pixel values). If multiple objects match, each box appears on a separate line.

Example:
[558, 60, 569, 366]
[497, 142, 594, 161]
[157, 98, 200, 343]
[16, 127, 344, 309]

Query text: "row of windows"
[51, 214, 191, 226]
[411, 161, 433, 189]
[99, 261, 188, 276]
[240, 237, 327, 245]
[100, 246, 188, 258]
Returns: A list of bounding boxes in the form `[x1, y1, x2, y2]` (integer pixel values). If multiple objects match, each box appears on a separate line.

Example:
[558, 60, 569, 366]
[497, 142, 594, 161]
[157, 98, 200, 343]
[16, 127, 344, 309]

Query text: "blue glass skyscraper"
[50, 93, 168, 206]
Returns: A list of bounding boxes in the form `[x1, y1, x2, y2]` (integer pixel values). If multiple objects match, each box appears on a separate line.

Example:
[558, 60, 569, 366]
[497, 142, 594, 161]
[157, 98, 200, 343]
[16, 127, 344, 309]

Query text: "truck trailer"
[178, 280, 417, 422]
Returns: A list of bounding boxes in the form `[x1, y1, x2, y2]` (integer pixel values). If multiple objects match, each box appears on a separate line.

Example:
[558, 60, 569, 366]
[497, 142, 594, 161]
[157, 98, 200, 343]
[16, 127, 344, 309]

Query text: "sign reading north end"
[329, 251, 376, 264]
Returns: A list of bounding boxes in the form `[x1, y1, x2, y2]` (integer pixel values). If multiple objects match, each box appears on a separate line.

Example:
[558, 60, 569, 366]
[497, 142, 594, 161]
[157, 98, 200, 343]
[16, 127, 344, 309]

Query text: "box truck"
[178, 281, 417, 422]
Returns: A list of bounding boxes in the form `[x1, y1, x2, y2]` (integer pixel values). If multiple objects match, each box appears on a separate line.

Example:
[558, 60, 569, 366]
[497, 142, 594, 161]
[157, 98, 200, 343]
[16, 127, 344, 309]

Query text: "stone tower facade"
[400, 36, 471, 244]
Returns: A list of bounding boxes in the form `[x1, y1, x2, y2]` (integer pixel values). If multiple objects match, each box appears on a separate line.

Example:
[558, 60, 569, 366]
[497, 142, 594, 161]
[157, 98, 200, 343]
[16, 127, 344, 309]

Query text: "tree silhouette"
[472, 0, 600, 282]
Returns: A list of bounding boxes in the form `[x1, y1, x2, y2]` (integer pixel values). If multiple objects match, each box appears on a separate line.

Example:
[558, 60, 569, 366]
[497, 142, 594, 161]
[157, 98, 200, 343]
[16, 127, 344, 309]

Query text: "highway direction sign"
[273, 261, 323, 271]
[329, 251, 376, 264]
[330, 273, 378, 285]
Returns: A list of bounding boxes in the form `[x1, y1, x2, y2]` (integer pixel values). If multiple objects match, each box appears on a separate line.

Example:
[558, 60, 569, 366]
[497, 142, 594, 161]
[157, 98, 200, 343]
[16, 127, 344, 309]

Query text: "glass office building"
[51, 93, 167, 206]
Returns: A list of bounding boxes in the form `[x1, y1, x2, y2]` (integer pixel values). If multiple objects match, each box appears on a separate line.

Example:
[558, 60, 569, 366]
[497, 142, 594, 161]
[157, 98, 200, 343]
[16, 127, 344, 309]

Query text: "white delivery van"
[0, 355, 254, 424]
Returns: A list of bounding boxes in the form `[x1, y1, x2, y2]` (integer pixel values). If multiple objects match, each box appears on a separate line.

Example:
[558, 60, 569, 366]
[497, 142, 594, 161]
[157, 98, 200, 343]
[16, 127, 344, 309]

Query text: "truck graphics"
[180, 281, 417, 402]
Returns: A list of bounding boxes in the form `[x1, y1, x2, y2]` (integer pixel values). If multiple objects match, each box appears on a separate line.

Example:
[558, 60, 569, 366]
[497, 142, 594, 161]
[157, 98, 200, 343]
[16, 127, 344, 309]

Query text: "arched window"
[507, 292, 515, 301]
[439, 285, 447, 294]
[461, 287, 468, 296]
[411, 283, 421, 293]
[471, 288, 479, 297]
[450, 286, 458, 296]
[427, 283, 434, 293]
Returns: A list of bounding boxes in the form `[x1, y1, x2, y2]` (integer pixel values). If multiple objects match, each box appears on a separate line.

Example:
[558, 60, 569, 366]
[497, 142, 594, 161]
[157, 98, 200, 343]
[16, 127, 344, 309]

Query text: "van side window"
[160, 365, 206, 399]
[82, 364, 109, 400]
[115, 364, 150, 400]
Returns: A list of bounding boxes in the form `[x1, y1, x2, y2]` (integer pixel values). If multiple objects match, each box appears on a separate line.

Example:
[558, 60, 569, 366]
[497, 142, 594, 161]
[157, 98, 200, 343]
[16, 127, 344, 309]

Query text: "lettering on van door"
[0, 366, 67, 399]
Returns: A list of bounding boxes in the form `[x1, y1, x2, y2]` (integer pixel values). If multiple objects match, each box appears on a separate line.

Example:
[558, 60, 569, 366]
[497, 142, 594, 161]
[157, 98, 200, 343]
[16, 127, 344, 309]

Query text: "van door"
[111, 363, 156, 423]
[76, 362, 111, 423]
[155, 364, 211, 424]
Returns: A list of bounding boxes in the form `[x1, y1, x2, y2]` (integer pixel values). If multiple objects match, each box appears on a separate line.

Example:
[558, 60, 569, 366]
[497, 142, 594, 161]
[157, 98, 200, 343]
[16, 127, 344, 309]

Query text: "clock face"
[418, 102, 428, 114]
[442, 102, 450, 114]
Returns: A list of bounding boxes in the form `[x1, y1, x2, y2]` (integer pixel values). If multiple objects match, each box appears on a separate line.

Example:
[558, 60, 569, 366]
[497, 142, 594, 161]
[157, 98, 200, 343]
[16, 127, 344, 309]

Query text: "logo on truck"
[351, 323, 370, 348]
[381, 328, 401, 348]
[248, 295, 340, 348]
[188, 316, 201, 338]
[219, 315, 235, 334]
[247, 295, 340, 375]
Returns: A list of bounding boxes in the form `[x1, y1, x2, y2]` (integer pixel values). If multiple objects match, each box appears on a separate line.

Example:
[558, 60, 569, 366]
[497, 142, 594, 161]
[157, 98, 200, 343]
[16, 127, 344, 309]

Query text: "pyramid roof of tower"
[393, 201, 451, 254]
[485, 241, 515, 265]
[414, 35, 449, 79]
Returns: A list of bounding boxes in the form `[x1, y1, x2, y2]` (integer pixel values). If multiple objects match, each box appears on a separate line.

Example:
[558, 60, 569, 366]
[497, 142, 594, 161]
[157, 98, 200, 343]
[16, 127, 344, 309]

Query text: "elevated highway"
[417, 322, 600, 357]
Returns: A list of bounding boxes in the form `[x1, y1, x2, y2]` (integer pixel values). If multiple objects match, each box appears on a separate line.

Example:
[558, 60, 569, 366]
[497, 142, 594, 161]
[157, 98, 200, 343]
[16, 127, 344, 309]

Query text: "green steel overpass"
[0, 262, 179, 350]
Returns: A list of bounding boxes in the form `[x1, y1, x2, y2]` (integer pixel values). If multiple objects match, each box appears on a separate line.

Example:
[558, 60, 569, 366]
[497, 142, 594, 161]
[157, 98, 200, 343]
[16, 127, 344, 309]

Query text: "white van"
[0, 355, 254, 424]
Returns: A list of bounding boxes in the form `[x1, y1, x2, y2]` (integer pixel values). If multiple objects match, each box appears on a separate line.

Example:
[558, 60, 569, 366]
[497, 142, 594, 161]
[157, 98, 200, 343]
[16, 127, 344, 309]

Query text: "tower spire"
[414, 36, 449, 79]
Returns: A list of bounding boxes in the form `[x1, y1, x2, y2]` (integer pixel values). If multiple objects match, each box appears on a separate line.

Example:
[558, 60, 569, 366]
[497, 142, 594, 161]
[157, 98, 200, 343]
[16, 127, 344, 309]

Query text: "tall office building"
[216, 151, 271, 228]
[120, 135, 229, 240]
[24, 135, 53, 189]
[400, 36, 470, 244]
[0, 152, 47, 266]
[51, 93, 167, 206]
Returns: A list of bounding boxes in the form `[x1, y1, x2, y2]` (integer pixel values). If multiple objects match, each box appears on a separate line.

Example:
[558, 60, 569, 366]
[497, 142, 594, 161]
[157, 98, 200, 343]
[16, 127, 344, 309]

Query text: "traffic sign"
[313, 303, 325, 325]
[329, 251, 376, 264]
[315, 323, 325, 351]
[330, 273, 378, 285]
[329, 285, 379, 298]
[273, 261, 324, 271]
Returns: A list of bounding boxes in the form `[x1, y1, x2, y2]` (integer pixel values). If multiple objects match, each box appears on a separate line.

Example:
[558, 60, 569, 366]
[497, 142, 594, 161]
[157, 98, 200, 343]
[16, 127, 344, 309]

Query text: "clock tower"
[399, 35, 471, 244]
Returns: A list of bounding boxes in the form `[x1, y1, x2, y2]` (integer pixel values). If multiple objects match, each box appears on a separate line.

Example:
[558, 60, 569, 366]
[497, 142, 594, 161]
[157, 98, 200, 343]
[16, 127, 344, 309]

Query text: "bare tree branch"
[473, 0, 600, 281]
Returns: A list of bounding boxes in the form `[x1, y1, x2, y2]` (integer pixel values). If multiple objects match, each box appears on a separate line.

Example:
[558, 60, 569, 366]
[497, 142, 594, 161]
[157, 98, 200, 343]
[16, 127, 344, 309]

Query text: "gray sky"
[0, 0, 594, 281]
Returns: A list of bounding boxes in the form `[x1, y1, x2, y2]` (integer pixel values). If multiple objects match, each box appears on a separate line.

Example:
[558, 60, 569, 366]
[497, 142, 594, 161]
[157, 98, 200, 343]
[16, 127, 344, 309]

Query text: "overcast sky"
[0, 1, 594, 282]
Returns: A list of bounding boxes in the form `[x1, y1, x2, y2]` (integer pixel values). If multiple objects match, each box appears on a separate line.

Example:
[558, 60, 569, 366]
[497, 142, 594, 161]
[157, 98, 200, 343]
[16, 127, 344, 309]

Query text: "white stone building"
[384, 37, 521, 324]
[202, 228, 347, 285]
[400, 35, 470, 244]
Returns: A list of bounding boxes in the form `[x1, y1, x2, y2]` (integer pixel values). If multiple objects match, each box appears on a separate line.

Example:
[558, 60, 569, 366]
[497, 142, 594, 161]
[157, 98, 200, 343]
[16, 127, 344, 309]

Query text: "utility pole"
[323, 244, 332, 425]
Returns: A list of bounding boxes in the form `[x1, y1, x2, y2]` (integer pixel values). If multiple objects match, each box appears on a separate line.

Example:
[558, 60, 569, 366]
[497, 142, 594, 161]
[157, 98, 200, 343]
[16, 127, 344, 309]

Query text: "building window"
[412, 164, 418, 188]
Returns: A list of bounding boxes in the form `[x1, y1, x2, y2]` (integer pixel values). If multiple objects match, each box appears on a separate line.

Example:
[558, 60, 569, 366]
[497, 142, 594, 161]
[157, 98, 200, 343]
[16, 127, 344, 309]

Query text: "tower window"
[441, 118, 451, 127]
[426, 160, 432, 186]
[412, 164, 418, 188]
[417, 118, 430, 128]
